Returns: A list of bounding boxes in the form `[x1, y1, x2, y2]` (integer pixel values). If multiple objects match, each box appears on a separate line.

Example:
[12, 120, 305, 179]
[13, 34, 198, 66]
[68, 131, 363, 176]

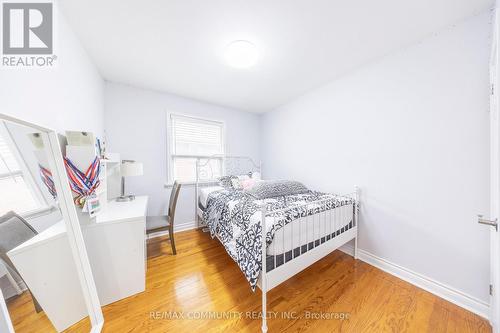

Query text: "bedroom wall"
[104, 82, 260, 228]
[0, 5, 104, 135]
[0, 4, 104, 233]
[261, 11, 491, 310]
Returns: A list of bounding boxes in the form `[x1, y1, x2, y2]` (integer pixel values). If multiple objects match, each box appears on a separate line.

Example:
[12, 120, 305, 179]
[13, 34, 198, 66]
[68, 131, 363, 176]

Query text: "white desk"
[7, 196, 148, 332]
[85, 196, 148, 306]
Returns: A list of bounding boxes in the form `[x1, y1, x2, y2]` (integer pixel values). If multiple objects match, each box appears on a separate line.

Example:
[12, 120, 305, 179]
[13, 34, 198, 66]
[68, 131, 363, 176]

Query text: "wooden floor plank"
[6, 229, 491, 332]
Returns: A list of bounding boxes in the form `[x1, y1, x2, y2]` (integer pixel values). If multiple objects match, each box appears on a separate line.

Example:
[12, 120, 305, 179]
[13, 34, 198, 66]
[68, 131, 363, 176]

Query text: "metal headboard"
[195, 155, 261, 227]
[196, 154, 261, 181]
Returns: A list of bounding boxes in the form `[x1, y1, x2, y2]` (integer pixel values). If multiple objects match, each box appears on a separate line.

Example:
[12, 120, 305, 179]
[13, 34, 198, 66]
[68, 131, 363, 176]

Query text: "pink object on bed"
[241, 178, 257, 190]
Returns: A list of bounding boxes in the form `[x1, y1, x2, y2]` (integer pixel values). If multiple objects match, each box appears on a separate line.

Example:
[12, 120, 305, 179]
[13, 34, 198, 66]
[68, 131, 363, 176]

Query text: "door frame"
[491, 4, 500, 332]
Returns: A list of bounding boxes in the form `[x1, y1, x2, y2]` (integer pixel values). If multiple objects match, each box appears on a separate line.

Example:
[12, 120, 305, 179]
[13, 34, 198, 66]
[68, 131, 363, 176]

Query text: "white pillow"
[249, 171, 261, 180]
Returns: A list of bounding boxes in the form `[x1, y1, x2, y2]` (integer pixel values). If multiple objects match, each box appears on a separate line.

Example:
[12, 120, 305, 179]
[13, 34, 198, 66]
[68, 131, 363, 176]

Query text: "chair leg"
[30, 290, 43, 313]
[169, 226, 177, 255]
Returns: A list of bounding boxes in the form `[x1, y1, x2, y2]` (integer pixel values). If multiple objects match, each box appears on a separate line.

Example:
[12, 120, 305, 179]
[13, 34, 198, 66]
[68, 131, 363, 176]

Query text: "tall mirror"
[0, 114, 103, 332]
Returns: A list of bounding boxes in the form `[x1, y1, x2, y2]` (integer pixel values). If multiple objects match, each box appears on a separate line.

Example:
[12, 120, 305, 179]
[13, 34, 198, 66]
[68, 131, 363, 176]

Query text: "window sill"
[164, 180, 219, 188]
[22, 205, 58, 220]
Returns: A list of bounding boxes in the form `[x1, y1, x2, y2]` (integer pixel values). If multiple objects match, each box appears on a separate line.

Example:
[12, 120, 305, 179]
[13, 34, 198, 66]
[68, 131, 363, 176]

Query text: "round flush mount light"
[224, 40, 259, 68]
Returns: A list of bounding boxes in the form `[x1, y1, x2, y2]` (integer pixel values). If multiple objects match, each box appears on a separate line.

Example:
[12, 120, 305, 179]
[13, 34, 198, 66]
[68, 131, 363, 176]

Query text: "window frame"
[0, 120, 52, 218]
[166, 112, 226, 185]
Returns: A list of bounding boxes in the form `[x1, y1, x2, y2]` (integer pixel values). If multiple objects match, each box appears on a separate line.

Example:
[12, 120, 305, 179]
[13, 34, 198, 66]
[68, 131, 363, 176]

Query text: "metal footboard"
[194, 155, 359, 333]
[259, 187, 359, 332]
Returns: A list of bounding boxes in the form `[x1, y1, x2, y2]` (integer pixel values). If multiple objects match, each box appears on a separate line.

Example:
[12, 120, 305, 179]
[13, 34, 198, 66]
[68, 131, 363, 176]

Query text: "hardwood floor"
[7, 229, 491, 332]
[6, 293, 90, 333]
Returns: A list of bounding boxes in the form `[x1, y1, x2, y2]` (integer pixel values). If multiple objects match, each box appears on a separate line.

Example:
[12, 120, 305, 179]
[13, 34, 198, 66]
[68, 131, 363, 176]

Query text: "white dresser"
[7, 196, 148, 332]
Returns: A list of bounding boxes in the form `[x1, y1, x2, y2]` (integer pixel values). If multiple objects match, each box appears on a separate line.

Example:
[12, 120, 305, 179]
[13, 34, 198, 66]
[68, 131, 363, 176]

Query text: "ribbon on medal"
[38, 164, 57, 199]
[64, 156, 101, 207]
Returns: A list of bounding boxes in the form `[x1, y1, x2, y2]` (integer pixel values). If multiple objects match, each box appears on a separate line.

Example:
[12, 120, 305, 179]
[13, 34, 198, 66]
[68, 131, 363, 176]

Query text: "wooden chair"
[0, 211, 43, 313]
[146, 181, 181, 255]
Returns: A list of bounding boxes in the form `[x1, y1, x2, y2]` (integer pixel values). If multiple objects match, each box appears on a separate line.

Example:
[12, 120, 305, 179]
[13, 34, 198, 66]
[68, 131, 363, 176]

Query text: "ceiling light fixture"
[224, 40, 259, 68]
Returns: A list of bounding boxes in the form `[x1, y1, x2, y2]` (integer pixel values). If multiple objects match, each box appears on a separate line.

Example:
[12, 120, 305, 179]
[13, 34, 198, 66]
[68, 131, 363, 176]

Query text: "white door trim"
[490, 4, 500, 331]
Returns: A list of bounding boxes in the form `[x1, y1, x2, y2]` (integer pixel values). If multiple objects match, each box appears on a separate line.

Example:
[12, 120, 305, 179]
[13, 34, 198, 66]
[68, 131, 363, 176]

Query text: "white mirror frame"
[0, 289, 14, 333]
[0, 113, 104, 332]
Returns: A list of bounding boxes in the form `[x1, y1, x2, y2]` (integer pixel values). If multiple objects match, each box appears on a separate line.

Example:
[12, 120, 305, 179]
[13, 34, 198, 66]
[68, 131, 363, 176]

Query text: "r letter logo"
[2, 1, 56, 67]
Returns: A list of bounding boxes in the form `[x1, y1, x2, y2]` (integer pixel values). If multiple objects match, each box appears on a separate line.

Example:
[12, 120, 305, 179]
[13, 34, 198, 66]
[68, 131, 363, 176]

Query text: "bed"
[194, 156, 359, 333]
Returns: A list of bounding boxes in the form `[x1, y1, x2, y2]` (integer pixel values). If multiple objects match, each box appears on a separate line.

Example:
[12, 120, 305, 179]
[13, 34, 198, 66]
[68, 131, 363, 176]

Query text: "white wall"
[0, 3, 104, 236]
[0, 5, 104, 135]
[104, 82, 260, 226]
[0, 5, 104, 299]
[261, 12, 491, 305]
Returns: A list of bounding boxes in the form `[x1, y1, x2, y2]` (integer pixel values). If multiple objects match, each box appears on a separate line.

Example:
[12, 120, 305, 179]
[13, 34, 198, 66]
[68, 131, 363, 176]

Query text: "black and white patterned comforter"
[202, 189, 354, 291]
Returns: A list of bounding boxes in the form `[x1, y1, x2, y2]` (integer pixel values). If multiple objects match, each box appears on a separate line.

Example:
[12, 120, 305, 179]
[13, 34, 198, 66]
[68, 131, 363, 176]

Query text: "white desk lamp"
[116, 160, 143, 202]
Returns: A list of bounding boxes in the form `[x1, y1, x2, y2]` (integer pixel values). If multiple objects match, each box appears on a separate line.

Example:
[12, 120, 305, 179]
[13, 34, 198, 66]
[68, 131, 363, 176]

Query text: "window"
[0, 126, 44, 216]
[168, 114, 225, 182]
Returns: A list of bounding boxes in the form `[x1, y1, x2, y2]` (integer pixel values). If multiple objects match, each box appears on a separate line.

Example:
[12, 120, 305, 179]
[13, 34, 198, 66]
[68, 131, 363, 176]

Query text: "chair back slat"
[168, 181, 182, 227]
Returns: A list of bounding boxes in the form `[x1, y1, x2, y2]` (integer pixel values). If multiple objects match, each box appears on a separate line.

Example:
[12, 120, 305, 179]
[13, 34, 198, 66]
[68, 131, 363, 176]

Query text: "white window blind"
[0, 135, 20, 174]
[0, 132, 42, 216]
[169, 114, 224, 182]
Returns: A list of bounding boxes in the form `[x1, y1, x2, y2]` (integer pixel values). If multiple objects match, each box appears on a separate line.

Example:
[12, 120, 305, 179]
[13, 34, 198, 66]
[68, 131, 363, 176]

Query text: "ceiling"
[60, 0, 493, 113]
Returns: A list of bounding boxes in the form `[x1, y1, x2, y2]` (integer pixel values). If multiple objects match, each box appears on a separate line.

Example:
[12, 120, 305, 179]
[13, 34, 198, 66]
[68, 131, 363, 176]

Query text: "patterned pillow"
[246, 180, 310, 199]
[218, 175, 238, 189]
[231, 177, 244, 190]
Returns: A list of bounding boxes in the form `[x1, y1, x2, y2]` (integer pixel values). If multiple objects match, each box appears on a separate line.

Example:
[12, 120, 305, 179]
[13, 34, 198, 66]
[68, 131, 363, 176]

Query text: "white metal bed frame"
[195, 155, 359, 333]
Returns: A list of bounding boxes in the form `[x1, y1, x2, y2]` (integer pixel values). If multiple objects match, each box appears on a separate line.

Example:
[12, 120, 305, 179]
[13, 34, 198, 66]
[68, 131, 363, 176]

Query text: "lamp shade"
[121, 161, 143, 177]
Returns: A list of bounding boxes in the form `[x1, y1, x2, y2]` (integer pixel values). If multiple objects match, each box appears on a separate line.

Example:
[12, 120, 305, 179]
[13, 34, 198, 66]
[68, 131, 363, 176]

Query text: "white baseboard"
[338, 243, 355, 257]
[147, 220, 198, 240]
[338, 244, 490, 319]
[174, 220, 197, 233]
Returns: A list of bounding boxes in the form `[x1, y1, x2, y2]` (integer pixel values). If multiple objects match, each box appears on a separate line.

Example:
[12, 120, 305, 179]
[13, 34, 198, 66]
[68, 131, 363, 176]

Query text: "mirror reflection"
[0, 120, 91, 332]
